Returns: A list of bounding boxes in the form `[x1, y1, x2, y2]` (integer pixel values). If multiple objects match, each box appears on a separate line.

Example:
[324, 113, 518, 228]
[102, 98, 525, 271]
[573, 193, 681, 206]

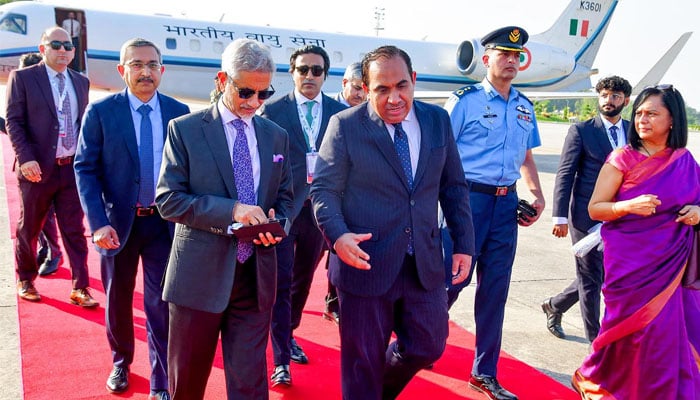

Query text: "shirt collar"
[217, 98, 254, 127]
[481, 78, 518, 101]
[294, 90, 323, 107]
[126, 89, 159, 113]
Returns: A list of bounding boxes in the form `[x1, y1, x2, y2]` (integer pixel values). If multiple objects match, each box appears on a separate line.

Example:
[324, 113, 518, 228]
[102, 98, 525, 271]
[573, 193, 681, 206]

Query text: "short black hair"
[289, 45, 330, 78]
[361, 46, 413, 88]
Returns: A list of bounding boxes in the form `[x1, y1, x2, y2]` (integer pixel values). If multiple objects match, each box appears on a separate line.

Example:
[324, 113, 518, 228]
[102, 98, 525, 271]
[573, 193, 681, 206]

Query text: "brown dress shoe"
[70, 288, 99, 308]
[17, 280, 41, 302]
[468, 375, 518, 400]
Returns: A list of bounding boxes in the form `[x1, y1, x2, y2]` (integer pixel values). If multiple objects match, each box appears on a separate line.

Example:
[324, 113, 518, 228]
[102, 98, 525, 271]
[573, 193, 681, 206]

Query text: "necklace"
[640, 142, 652, 156]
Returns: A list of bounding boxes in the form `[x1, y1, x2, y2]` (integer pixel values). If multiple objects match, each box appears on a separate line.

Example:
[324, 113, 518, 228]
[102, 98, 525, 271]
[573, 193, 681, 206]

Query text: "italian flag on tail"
[569, 19, 589, 37]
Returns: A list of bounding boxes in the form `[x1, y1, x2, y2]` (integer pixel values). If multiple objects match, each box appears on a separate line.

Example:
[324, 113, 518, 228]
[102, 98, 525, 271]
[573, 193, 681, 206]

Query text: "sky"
[49, 0, 699, 109]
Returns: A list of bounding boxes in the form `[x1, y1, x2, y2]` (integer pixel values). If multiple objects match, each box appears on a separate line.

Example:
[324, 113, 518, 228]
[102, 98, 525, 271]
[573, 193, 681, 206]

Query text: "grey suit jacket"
[75, 90, 190, 255]
[552, 115, 629, 232]
[259, 92, 347, 221]
[156, 105, 293, 313]
[310, 101, 475, 297]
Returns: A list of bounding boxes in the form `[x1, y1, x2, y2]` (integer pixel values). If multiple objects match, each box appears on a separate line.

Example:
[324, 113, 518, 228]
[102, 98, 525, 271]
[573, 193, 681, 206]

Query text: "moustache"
[137, 77, 154, 83]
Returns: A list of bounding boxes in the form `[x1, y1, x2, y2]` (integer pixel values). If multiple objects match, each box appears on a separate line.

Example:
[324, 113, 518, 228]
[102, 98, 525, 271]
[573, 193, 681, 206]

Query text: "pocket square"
[273, 154, 284, 163]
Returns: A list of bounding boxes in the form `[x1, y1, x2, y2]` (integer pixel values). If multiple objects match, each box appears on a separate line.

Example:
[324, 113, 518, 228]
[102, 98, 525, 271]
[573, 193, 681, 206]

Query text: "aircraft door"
[54, 8, 86, 73]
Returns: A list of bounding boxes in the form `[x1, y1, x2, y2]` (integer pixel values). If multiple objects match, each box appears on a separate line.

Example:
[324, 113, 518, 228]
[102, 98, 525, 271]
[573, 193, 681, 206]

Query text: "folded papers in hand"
[228, 218, 289, 241]
[572, 223, 603, 257]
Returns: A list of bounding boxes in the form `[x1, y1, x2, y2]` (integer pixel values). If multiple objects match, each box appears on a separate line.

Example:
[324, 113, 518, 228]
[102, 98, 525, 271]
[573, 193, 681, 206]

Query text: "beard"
[599, 103, 624, 117]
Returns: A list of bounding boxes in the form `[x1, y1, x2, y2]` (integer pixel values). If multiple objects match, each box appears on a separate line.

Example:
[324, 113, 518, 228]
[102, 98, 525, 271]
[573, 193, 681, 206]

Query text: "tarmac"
[0, 86, 698, 398]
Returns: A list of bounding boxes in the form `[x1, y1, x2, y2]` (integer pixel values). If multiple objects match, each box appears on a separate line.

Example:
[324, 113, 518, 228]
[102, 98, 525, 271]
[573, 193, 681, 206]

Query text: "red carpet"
[2, 134, 578, 399]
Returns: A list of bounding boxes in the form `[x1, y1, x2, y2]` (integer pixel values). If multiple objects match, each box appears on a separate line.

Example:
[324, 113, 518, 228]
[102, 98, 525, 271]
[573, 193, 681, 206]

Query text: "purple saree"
[573, 146, 700, 399]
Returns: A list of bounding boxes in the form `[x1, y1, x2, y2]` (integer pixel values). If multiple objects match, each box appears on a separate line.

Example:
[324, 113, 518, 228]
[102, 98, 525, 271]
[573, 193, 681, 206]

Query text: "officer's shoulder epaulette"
[516, 90, 533, 105]
[451, 85, 477, 99]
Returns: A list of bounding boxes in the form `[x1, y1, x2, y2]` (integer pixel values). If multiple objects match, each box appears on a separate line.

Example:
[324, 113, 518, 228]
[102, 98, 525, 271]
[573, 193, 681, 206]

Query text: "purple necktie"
[56, 73, 74, 150]
[392, 122, 414, 255]
[232, 119, 255, 263]
[137, 104, 154, 206]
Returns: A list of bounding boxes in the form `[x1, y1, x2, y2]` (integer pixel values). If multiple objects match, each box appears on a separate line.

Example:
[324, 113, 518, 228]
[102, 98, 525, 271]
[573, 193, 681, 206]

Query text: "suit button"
[404, 227, 411, 234]
[410, 200, 415, 206]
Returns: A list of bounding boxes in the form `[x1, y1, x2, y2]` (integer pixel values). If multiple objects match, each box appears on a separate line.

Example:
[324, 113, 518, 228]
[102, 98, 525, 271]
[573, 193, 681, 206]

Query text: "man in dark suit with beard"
[542, 76, 631, 342]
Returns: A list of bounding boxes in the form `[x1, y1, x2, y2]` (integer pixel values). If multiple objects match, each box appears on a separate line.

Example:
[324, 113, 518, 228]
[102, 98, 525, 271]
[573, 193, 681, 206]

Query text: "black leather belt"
[135, 206, 157, 217]
[469, 181, 516, 196]
[56, 156, 73, 166]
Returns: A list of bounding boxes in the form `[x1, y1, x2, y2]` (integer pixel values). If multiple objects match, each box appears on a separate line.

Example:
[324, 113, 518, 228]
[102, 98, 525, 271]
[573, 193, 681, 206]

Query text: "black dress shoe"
[290, 337, 308, 364]
[468, 375, 518, 400]
[106, 366, 129, 393]
[541, 298, 565, 339]
[271, 365, 291, 387]
[38, 255, 61, 276]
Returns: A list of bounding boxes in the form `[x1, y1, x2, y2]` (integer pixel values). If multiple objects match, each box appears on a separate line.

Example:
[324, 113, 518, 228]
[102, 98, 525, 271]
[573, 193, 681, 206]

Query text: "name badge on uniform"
[306, 151, 318, 184]
[57, 108, 67, 138]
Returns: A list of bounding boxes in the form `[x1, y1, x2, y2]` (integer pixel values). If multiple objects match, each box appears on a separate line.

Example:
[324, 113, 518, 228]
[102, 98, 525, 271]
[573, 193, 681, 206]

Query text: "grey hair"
[119, 38, 162, 64]
[343, 62, 363, 80]
[221, 38, 275, 79]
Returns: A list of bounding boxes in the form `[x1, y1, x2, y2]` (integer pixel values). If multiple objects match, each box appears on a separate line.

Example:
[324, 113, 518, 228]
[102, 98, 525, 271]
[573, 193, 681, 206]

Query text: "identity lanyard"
[51, 78, 69, 114]
[297, 102, 320, 152]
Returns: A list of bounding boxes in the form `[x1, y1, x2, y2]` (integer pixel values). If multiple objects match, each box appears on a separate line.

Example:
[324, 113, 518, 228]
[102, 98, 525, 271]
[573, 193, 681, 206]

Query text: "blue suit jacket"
[310, 101, 475, 297]
[552, 115, 629, 232]
[156, 105, 294, 313]
[74, 90, 190, 255]
[259, 92, 347, 221]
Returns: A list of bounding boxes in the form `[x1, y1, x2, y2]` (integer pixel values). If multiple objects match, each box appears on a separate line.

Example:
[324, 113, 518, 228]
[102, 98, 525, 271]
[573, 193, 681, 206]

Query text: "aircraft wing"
[631, 32, 692, 95]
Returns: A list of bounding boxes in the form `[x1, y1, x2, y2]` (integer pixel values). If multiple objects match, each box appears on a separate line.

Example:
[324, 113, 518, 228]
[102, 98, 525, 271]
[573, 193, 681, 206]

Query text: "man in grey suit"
[156, 38, 293, 400]
[258, 44, 346, 386]
[310, 45, 475, 400]
[543, 76, 631, 341]
[75, 38, 190, 398]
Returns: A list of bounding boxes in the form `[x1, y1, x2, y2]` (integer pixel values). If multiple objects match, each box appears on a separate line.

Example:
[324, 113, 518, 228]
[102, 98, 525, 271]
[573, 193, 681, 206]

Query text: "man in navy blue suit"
[258, 44, 346, 387]
[75, 38, 189, 399]
[543, 76, 631, 342]
[311, 45, 475, 400]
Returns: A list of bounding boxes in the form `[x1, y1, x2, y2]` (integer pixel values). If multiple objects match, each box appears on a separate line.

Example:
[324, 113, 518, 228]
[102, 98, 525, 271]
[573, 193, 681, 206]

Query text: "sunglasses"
[44, 40, 74, 51]
[295, 65, 324, 77]
[230, 81, 276, 100]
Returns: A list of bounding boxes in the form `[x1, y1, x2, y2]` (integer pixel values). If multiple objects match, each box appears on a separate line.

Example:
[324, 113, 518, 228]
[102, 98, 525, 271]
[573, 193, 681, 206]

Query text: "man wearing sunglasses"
[6, 26, 98, 308]
[75, 38, 190, 399]
[156, 38, 293, 399]
[259, 44, 347, 388]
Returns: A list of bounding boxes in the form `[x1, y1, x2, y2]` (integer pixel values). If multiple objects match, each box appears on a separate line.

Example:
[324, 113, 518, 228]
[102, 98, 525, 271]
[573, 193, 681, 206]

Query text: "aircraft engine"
[456, 38, 577, 84]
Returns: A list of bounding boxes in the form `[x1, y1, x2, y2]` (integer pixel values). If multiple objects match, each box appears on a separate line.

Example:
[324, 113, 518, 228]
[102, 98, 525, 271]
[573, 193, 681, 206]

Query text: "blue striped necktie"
[392, 122, 414, 255]
[137, 104, 154, 206]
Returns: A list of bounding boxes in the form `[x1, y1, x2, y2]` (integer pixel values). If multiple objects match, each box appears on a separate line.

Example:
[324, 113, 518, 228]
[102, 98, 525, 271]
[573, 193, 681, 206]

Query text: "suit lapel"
[36, 64, 58, 119]
[366, 106, 412, 192]
[284, 93, 308, 151]
[253, 116, 272, 207]
[413, 102, 432, 189]
[202, 106, 238, 198]
[115, 90, 139, 165]
[593, 116, 613, 154]
[66, 69, 85, 119]
[315, 94, 332, 150]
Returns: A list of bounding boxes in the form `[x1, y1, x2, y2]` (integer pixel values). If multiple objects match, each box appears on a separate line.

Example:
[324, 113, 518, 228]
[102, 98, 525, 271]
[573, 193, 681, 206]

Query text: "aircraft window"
[332, 51, 342, 63]
[190, 39, 201, 52]
[165, 38, 177, 50]
[212, 41, 224, 54]
[0, 12, 27, 35]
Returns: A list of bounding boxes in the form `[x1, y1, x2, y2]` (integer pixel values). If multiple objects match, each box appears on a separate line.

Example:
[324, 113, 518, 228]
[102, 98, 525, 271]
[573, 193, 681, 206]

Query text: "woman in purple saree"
[572, 85, 700, 399]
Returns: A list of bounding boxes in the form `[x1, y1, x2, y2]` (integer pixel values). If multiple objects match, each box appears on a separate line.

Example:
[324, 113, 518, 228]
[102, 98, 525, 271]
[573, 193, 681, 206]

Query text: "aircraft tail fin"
[631, 32, 693, 95]
[531, 0, 619, 67]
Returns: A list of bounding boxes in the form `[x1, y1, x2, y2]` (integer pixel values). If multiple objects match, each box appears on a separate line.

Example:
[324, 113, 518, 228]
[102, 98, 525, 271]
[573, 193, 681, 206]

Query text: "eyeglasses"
[125, 61, 162, 71]
[294, 65, 324, 77]
[598, 92, 624, 101]
[230, 81, 276, 100]
[44, 40, 74, 51]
